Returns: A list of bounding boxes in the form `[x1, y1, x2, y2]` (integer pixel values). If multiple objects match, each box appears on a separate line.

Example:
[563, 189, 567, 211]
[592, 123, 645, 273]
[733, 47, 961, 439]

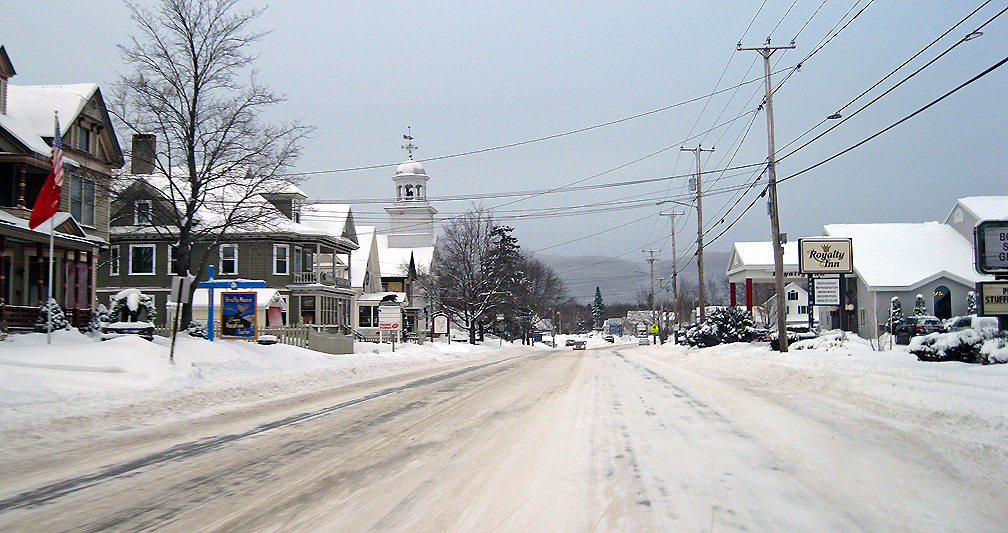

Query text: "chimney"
[131, 133, 156, 175]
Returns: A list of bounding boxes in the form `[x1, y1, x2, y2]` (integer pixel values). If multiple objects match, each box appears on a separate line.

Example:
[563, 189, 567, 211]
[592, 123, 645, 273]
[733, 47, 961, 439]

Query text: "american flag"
[29, 114, 65, 229]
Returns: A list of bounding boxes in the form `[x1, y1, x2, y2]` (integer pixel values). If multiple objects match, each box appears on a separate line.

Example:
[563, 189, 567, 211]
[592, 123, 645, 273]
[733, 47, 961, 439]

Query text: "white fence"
[154, 324, 310, 347]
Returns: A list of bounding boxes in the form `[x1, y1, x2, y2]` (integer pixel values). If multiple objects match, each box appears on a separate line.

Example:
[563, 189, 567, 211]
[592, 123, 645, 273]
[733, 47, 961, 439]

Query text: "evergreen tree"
[967, 291, 977, 315]
[890, 296, 904, 331]
[914, 294, 927, 316]
[592, 287, 605, 330]
[35, 298, 71, 332]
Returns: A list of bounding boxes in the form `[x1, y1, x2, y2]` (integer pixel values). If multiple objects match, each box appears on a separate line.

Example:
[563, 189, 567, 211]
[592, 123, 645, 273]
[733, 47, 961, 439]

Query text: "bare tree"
[110, 0, 312, 324]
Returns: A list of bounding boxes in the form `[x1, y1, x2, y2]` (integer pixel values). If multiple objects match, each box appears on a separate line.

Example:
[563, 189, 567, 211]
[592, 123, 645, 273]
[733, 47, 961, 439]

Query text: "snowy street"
[1, 335, 1006, 532]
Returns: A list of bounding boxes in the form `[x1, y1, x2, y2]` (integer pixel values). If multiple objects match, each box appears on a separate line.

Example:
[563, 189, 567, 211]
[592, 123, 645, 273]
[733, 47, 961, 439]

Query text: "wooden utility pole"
[739, 38, 795, 352]
[645, 249, 657, 344]
[681, 145, 714, 322]
[662, 211, 682, 343]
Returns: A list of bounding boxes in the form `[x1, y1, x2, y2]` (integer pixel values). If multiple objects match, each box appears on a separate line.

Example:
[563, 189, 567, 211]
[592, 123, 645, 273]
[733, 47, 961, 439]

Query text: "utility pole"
[681, 145, 714, 322]
[645, 249, 657, 344]
[662, 211, 682, 343]
[739, 38, 795, 352]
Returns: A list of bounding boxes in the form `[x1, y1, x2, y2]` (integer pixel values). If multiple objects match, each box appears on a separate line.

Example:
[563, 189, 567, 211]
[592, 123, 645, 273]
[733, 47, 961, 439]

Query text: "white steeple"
[385, 128, 437, 248]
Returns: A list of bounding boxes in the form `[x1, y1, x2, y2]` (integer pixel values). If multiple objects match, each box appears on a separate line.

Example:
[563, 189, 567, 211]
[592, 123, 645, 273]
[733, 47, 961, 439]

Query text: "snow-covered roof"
[950, 196, 1008, 223]
[0, 112, 53, 157]
[823, 222, 989, 290]
[6, 83, 97, 138]
[395, 160, 426, 176]
[350, 226, 377, 288]
[728, 241, 799, 270]
[357, 292, 406, 304]
[300, 203, 353, 238]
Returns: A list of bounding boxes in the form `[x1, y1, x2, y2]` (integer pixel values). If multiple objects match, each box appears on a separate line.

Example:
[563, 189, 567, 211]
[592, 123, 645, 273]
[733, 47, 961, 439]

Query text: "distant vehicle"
[638, 335, 650, 346]
[946, 315, 999, 333]
[564, 339, 577, 346]
[604, 335, 614, 343]
[894, 315, 944, 345]
[572, 340, 586, 350]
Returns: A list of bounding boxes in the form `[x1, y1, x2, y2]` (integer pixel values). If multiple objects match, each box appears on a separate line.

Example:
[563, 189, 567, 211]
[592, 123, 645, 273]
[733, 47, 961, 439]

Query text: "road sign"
[977, 282, 1008, 316]
[651, 323, 659, 333]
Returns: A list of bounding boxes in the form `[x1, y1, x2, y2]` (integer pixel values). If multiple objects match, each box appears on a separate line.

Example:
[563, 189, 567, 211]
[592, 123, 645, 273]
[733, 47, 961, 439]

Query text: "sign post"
[975, 221, 1008, 333]
[168, 274, 194, 364]
[378, 304, 401, 351]
[799, 238, 853, 331]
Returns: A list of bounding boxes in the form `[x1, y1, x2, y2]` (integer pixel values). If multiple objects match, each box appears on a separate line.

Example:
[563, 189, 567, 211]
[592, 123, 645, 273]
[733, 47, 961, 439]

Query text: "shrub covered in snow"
[35, 298, 71, 332]
[889, 297, 904, 332]
[683, 307, 756, 347]
[108, 288, 157, 325]
[914, 294, 927, 316]
[186, 321, 207, 338]
[767, 329, 818, 351]
[966, 291, 977, 316]
[909, 329, 1007, 364]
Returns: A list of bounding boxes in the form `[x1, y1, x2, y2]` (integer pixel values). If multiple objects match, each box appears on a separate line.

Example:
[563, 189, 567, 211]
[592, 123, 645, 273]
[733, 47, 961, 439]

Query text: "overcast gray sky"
[4, 0, 1006, 271]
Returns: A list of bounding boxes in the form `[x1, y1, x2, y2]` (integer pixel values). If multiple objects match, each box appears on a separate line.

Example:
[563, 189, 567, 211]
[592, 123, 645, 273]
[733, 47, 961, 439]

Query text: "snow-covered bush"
[186, 321, 207, 338]
[35, 298, 71, 332]
[914, 294, 927, 316]
[683, 307, 755, 347]
[909, 329, 1005, 364]
[980, 336, 1008, 364]
[767, 329, 818, 351]
[108, 288, 157, 324]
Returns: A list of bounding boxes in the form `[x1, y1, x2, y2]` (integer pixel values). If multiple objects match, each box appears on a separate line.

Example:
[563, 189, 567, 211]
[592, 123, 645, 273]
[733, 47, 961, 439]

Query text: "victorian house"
[97, 134, 358, 329]
[0, 46, 124, 329]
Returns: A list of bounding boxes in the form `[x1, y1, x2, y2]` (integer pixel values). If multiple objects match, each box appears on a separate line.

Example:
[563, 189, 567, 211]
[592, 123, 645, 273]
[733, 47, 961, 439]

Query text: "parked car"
[572, 340, 586, 350]
[604, 335, 615, 343]
[894, 315, 944, 345]
[564, 339, 577, 346]
[945, 315, 999, 333]
[638, 335, 650, 346]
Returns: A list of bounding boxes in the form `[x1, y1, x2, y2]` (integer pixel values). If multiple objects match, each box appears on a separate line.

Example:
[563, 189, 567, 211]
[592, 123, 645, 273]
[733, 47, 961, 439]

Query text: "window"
[110, 246, 119, 276]
[798, 305, 808, 315]
[168, 245, 182, 276]
[273, 244, 289, 275]
[134, 200, 152, 225]
[359, 305, 379, 328]
[219, 244, 238, 275]
[78, 126, 90, 152]
[787, 290, 799, 301]
[129, 244, 155, 275]
[69, 174, 95, 226]
[293, 246, 303, 274]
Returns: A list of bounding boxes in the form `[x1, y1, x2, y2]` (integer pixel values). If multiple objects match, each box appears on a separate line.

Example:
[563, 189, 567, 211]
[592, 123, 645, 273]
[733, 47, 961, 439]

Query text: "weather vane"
[402, 126, 417, 160]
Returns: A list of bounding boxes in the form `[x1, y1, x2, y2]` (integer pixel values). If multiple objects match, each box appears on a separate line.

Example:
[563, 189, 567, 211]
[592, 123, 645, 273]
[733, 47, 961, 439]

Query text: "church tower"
[385, 129, 437, 248]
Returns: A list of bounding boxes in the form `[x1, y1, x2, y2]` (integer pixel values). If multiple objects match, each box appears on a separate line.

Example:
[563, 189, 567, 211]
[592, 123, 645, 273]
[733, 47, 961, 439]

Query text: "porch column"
[36, 243, 44, 304]
[73, 250, 81, 309]
[730, 282, 737, 307]
[16, 163, 27, 209]
[63, 250, 70, 308]
[87, 251, 93, 308]
[745, 278, 753, 311]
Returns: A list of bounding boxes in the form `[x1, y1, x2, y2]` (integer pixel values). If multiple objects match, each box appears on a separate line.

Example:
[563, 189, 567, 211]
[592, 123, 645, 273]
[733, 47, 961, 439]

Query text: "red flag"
[29, 114, 64, 230]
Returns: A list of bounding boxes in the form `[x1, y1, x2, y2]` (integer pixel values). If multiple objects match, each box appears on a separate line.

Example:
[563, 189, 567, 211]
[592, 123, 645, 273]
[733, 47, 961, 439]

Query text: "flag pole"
[47, 216, 54, 344]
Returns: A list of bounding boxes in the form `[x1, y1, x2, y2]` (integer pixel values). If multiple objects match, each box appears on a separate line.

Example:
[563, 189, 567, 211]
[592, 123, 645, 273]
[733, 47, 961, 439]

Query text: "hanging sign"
[813, 278, 840, 306]
[799, 238, 853, 274]
[220, 292, 257, 339]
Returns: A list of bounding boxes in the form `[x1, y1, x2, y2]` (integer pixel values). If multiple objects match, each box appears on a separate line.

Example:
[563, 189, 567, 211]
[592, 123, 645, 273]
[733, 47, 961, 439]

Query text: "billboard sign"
[975, 221, 1008, 274]
[220, 292, 256, 339]
[813, 278, 840, 306]
[799, 238, 853, 274]
[977, 282, 1008, 316]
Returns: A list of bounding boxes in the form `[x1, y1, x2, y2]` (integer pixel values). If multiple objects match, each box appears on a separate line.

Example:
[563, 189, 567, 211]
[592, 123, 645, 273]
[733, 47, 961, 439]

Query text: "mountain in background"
[537, 251, 732, 305]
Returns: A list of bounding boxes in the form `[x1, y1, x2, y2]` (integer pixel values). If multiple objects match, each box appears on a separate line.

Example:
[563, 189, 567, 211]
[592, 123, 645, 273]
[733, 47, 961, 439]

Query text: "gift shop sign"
[798, 238, 853, 274]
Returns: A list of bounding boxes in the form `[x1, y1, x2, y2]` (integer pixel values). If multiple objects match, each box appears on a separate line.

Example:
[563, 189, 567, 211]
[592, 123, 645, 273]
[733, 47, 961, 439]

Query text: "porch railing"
[291, 271, 350, 287]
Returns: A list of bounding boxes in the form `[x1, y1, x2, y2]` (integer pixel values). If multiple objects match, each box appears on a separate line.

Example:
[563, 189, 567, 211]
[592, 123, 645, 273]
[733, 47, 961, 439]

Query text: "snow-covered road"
[1, 338, 1005, 532]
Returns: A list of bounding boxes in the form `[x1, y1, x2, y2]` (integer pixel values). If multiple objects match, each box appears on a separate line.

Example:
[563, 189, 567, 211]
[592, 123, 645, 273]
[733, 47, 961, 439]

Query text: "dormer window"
[134, 200, 152, 225]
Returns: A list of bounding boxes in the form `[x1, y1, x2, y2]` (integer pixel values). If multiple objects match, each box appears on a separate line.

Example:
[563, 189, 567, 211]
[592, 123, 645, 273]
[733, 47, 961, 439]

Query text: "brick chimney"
[130, 133, 156, 175]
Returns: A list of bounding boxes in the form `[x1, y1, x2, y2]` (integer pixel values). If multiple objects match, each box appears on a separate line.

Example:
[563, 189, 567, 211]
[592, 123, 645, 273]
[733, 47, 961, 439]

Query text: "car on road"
[945, 315, 999, 333]
[572, 340, 586, 350]
[894, 315, 944, 345]
[638, 335, 650, 346]
[564, 339, 577, 346]
[604, 335, 614, 343]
